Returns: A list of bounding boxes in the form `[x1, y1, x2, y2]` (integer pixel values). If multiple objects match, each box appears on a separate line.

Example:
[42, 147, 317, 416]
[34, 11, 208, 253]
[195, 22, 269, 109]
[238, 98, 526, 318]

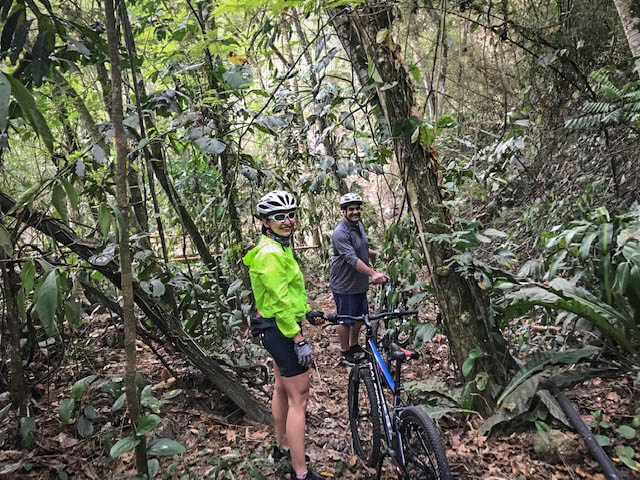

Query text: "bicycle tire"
[399, 406, 452, 480]
[347, 365, 382, 467]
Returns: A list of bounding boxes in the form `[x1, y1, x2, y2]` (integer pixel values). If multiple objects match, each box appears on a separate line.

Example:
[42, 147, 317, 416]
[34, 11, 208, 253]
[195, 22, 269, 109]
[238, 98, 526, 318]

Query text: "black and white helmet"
[339, 193, 363, 209]
[257, 190, 297, 216]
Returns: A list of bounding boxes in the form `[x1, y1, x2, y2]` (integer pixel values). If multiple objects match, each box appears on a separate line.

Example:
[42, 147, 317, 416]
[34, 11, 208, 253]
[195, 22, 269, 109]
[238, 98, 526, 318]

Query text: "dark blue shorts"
[333, 292, 369, 325]
[261, 325, 308, 378]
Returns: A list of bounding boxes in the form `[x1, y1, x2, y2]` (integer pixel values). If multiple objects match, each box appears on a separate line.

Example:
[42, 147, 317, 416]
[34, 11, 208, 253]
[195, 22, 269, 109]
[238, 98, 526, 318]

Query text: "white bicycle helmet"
[339, 192, 363, 209]
[257, 190, 297, 216]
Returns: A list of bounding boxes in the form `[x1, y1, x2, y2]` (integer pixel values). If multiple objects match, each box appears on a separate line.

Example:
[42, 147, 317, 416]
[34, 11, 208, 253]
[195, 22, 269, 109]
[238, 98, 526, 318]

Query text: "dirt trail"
[1, 286, 634, 479]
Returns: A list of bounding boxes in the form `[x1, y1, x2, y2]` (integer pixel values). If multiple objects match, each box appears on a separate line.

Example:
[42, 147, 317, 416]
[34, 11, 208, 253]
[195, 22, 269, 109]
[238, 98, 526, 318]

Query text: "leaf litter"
[0, 282, 637, 479]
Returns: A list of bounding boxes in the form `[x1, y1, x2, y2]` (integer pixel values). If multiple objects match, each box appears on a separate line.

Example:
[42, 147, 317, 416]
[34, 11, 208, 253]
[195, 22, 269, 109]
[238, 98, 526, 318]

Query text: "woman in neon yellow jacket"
[243, 190, 325, 480]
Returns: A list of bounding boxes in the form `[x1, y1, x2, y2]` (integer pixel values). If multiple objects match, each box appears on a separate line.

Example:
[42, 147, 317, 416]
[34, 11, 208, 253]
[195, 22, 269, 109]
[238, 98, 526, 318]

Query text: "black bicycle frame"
[355, 311, 418, 476]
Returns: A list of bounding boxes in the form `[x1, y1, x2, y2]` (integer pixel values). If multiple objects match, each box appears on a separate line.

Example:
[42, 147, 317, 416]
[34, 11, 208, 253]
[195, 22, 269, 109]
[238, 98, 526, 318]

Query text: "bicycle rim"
[348, 366, 381, 467]
[399, 406, 452, 480]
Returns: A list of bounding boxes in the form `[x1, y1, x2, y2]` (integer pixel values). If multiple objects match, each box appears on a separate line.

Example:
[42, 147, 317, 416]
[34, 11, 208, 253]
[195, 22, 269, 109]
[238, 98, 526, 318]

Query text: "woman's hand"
[294, 340, 313, 367]
[306, 310, 326, 325]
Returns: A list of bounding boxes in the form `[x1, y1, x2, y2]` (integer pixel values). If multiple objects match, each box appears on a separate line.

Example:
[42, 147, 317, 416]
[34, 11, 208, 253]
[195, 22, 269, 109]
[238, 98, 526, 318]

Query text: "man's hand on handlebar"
[370, 271, 388, 285]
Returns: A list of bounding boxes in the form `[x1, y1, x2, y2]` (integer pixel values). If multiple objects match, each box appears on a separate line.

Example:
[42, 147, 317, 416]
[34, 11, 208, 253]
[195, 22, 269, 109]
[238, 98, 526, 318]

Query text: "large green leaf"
[112, 392, 126, 412]
[480, 372, 547, 435]
[58, 398, 75, 424]
[110, 436, 140, 458]
[136, 414, 162, 436]
[537, 389, 570, 426]
[110, 204, 127, 243]
[147, 438, 185, 457]
[9, 17, 31, 65]
[71, 375, 96, 401]
[0, 404, 11, 422]
[5, 74, 53, 152]
[51, 182, 68, 225]
[34, 269, 58, 337]
[578, 232, 597, 260]
[0, 222, 11, 257]
[98, 203, 111, 239]
[0, 7, 23, 54]
[7, 182, 41, 215]
[19, 417, 36, 448]
[60, 178, 78, 211]
[76, 415, 94, 438]
[31, 29, 51, 87]
[20, 259, 35, 293]
[501, 281, 636, 355]
[0, 72, 10, 132]
[613, 262, 630, 295]
[496, 346, 600, 406]
[546, 250, 567, 278]
[598, 222, 613, 255]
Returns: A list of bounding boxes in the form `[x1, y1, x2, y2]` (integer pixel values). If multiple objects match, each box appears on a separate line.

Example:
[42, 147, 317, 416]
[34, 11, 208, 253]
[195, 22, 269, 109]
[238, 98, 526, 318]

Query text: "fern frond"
[565, 114, 606, 129]
[590, 70, 622, 99]
[581, 101, 615, 114]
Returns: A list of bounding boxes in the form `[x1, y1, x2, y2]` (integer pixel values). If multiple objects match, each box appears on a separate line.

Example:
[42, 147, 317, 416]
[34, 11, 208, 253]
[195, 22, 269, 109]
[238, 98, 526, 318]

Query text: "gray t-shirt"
[330, 219, 370, 294]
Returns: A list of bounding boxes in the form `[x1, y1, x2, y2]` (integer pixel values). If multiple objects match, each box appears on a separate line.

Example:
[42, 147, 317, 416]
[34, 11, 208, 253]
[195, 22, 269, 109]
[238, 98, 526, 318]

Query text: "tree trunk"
[614, 0, 640, 77]
[435, 7, 448, 119]
[1, 260, 27, 416]
[329, 1, 515, 413]
[104, 0, 148, 473]
[0, 191, 271, 424]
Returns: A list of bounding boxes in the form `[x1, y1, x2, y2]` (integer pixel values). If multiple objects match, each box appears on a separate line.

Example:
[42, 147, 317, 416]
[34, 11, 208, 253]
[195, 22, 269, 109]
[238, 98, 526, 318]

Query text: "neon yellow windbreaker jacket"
[243, 235, 310, 338]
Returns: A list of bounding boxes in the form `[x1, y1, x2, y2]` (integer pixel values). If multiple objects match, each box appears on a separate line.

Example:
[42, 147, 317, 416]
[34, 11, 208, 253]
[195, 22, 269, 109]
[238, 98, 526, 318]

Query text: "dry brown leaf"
[249, 430, 270, 440]
[226, 429, 237, 442]
[53, 432, 80, 449]
[606, 391, 620, 401]
[80, 463, 101, 480]
[152, 377, 176, 390]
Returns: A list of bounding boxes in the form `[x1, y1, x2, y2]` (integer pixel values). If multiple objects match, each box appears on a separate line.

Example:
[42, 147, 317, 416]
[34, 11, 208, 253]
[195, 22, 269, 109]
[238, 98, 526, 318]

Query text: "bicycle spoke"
[402, 416, 442, 479]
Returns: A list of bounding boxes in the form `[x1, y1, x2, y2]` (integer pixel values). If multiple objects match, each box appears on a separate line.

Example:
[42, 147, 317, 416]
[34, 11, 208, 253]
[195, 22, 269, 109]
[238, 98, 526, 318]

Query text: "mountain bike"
[328, 310, 452, 480]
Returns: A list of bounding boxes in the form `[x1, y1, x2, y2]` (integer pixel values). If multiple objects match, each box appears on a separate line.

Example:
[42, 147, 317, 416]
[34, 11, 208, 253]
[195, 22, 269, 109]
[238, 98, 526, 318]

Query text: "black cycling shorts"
[262, 325, 308, 378]
[333, 292, 368, 325]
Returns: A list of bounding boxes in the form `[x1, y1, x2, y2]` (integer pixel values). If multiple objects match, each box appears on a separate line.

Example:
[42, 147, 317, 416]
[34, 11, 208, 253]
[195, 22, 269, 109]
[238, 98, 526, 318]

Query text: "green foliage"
[34, 269, 58, 337]
[565, 70, 640, 131]
[0, 222, 12, 257]
[110, 436, 140, 458]
[497, 206, 640, 361]
[3, 73, 54, 152]
[19, 417, 36, 448]
[496, 347, 600, 406]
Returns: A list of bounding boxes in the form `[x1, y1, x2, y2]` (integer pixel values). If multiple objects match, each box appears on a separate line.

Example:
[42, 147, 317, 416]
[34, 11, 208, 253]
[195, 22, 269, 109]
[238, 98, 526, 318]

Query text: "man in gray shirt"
[330, 193, 387, 364]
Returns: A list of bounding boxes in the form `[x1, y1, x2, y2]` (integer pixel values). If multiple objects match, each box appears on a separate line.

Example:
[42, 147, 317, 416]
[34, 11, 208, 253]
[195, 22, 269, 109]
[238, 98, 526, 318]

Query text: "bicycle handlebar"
[327, 310, 418, 325]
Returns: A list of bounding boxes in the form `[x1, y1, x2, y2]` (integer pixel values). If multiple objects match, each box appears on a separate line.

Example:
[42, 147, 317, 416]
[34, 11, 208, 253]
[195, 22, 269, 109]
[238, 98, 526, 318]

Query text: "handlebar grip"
[389, 342, 420, 361]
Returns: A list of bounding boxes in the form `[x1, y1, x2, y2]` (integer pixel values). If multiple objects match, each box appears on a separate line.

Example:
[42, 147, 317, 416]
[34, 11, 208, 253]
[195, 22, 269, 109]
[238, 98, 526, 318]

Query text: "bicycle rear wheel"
[399, 406, 452, 480]
[347, 365, 381, 467]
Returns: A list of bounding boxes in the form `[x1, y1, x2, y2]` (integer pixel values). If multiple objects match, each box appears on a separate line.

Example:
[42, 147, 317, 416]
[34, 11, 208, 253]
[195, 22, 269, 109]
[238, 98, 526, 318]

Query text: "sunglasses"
[269, 211, 296, 222]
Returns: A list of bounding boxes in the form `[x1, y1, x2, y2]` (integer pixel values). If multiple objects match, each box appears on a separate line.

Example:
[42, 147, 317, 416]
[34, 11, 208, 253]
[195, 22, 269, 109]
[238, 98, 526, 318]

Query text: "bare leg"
[349, 323, 363, 347]
[271, 360, 289, 449]
[337, 325, 350, 352]
[280, 370, 310, 476]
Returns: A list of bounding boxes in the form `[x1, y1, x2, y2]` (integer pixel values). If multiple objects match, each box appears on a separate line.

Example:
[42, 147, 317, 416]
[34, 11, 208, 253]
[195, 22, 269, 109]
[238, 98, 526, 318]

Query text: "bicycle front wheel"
[399, 406, 452, 480]
[347, 365, 381, 467]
